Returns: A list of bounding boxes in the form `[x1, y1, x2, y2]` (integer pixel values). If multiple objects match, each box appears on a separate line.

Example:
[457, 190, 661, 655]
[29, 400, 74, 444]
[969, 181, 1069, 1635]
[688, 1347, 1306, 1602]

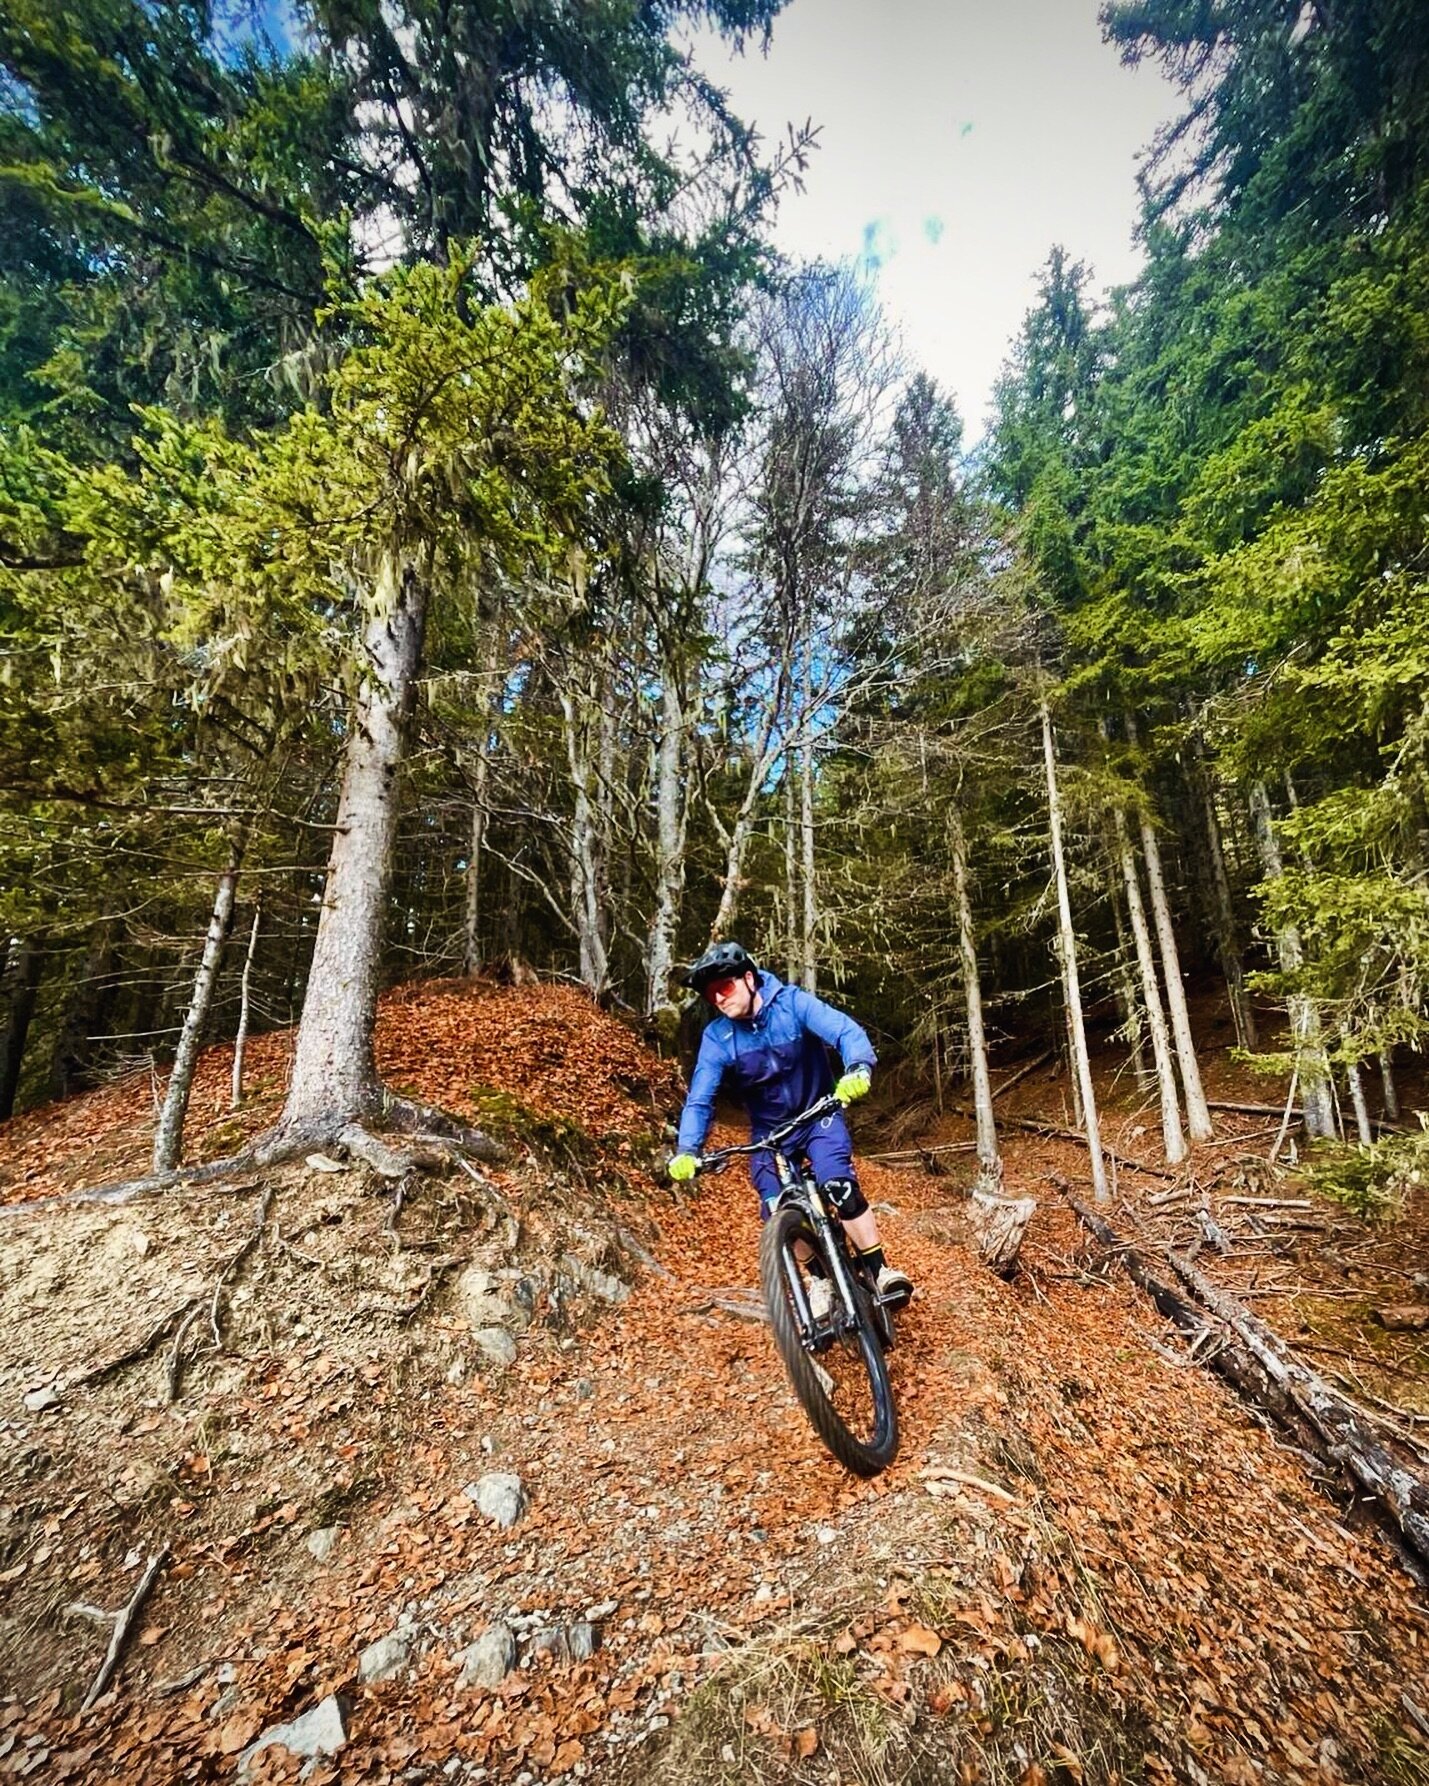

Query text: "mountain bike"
[696, 1093, 900, 1477]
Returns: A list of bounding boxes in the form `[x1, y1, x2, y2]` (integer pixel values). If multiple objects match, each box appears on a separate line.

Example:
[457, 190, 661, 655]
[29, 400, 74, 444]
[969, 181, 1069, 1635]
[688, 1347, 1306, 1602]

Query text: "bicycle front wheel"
[759, 1204, 899, 1477]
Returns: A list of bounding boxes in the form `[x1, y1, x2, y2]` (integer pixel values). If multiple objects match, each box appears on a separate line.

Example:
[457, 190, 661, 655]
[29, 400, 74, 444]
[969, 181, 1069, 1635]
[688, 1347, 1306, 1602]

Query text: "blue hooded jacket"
[676, 970, 877, 1155]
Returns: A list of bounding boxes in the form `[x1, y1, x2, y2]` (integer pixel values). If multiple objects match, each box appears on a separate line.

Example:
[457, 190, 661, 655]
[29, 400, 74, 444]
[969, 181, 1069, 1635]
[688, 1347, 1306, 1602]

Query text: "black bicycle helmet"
[680, 940, 758, 993]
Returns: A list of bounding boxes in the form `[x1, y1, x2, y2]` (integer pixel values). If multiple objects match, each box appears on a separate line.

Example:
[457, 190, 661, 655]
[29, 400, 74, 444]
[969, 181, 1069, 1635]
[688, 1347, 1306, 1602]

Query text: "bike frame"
[698, 1095, 891, 1352]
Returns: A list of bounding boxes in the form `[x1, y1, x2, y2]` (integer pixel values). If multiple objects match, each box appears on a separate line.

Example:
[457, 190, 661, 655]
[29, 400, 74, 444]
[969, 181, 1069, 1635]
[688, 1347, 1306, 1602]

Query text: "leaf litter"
[0, 978, 1425, 1783]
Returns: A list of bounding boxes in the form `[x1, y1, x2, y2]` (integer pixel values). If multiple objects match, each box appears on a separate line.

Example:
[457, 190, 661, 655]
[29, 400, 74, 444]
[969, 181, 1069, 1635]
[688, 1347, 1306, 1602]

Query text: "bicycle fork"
[774, 1160, 862, 1352]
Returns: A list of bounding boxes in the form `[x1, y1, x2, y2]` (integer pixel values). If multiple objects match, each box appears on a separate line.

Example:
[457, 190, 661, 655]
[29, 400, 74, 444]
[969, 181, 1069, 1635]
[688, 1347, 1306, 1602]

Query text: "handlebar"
[693, 1092, 844, 1174]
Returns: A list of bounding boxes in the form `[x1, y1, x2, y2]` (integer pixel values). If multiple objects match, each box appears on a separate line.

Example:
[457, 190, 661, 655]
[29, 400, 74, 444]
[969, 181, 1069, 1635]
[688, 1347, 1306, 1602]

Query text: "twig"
[919, 1466, 1016, 1503]
[1269, 1068, 1299, 1165]
[81, 1545, 169, 1712]
[166, 1305, 203, 1402]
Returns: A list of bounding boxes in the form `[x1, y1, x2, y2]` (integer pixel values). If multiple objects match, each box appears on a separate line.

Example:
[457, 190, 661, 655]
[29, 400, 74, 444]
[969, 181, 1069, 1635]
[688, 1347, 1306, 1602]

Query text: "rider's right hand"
[668, 1153, 699, 1183]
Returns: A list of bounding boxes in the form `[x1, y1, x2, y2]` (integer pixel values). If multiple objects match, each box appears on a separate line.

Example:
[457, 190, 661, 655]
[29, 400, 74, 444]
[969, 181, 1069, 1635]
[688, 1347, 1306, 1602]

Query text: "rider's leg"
[805, 1113, 912, 1297]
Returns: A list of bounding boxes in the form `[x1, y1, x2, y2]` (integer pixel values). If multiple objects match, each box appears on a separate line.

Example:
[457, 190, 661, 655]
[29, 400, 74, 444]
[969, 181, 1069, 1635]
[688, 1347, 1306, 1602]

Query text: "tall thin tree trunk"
[1197, 750, 1257, 1048]
[949, 798, 1000, 1186]
[279, 551, 428, 1138]
[463, 624, 503, 977]
[1248, 780, 1337, 1140]
[231, 898, 262, 1110]
[1112, 806, 1187, 1164]
[1346, 1060, 1373, 1147]
[1125, 724, 1213, 1141]
[1380, 1048, 1401, 1122]
[645, 658, 688, 1020]
[0, 937, 42, 1122]
[784, 759, 799, 982]
[562, 664, 611, 999]
[154, 838, 243, 1172]
[1041, 698, 1108, 1202]
[800, 738, 817, 995]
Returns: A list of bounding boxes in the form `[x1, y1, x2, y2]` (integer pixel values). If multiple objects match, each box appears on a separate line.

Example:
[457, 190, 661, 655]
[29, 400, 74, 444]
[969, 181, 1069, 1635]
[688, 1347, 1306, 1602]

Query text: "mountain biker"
[668, 941, 913, 1314]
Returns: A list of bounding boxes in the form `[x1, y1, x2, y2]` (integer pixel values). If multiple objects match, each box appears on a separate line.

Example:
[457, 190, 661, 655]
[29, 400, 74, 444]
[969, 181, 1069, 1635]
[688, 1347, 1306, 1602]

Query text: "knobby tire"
[760, 1203, 898, 1477]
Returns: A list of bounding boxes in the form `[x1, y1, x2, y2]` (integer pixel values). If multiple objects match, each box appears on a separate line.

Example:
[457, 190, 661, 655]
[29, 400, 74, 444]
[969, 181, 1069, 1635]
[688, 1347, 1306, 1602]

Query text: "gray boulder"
[458, 1623, 517, 1690]
[463, 1471, 527, 1528]
[239, 1695, 348, 1776]
[472, 1327, 517, 1369]
[357, 1630, 410, 1684]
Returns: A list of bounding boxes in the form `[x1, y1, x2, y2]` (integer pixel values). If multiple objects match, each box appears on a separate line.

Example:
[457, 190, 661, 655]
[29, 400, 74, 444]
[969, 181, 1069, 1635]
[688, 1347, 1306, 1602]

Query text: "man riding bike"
[668, 941, 913, 1314]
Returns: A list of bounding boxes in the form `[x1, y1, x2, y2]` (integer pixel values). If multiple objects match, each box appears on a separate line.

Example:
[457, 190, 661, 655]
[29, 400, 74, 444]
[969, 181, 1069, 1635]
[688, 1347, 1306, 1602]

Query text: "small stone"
[472, 1327, 517, 1369]
[23, 1387, 59, 1414]
[239, 1695, 348, 1776]
[816, 1526, 838, 1545]
[561, 1256, 629, 1305]
[583, 1600, 617, 1623]
[458, 1623, 517, 1690]
[357, 1630, 410, 1684]
[464, 1472, 527, 1528]
[446, 1357, 467, 1386]
[574, 1379, 594, 1402]
[131, 1232, 152, 1257]
[306, 1526, 341, 1562]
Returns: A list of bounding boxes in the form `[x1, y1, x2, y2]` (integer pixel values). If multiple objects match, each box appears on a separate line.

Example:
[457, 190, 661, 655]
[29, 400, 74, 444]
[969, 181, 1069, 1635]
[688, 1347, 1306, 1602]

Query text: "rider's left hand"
[834, 1067, 872, 1106]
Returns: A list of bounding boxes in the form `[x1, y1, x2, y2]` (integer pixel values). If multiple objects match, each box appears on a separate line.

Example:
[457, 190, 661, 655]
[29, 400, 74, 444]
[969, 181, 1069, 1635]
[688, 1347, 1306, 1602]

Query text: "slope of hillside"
[1, 981, 1427, 1785]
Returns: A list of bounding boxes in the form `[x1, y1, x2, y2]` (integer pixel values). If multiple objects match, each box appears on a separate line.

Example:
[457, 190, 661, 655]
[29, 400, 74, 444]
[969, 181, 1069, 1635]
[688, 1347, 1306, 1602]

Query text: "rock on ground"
[464, 1470, 527, 1527]
[239, 1695, 348, 1776]
[357, 1629, 410, 1683]
[458, 1623, 517, 1690]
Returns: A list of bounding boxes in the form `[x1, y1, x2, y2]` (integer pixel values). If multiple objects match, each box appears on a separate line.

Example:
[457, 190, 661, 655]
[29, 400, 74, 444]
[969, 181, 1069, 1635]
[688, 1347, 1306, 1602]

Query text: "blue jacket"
[676, 971, 877, 1154]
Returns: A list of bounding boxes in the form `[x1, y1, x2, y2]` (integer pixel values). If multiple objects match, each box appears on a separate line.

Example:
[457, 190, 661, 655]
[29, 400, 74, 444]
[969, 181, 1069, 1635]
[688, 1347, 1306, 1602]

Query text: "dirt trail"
[1, 983, 1427, 1784]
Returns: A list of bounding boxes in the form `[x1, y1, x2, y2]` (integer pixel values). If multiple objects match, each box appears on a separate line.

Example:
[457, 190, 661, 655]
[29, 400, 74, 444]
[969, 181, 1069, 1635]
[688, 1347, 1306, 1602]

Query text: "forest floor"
[1, 980, 1427, 1785]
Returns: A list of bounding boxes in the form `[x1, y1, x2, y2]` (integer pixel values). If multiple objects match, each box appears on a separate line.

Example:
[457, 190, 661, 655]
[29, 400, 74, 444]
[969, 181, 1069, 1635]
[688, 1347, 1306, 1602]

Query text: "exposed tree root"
[1, 1089, 505, 1218]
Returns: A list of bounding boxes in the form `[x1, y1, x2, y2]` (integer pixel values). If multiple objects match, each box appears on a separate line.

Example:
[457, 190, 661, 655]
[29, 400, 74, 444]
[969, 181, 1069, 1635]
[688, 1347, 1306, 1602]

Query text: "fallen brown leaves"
[2, 981, 1429, 1785]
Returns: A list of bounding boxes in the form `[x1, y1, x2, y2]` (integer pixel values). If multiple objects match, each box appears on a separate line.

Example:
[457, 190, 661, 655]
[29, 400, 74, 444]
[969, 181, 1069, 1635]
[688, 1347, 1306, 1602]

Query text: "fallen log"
[990, 1049, 1055, 1102]
[1059, 1186, 1429, 1577]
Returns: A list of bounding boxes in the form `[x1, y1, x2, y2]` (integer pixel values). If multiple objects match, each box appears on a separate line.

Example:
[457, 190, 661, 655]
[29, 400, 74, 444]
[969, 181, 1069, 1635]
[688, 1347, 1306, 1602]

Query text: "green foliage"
[1302, 1129, 1429, 1221]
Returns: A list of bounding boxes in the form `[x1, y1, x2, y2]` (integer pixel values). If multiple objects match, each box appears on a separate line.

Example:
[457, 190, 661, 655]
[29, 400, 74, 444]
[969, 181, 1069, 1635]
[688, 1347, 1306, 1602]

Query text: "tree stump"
[969, 1185, 1038, 1277]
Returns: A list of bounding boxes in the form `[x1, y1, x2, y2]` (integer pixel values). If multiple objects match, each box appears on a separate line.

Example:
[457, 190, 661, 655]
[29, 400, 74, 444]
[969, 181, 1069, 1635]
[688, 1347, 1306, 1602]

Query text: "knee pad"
[822, 1176, 868, 1221]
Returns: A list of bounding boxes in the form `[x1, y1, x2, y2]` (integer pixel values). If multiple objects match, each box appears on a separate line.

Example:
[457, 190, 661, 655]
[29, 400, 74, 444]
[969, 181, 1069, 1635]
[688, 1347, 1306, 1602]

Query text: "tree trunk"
[1248, 780, 1337, 1140]
[279, 552, 428, 1139]
[800, 735, 817, 996]
[230, 897, 262, 1110]
[1197, 749, 1257, 1048]
[1380, 1047, 1401, 1123]
[1126, 732, 1212, 1141]
[784, 758, 799, 982]
[1112, 805, 1187, 1164]
[949, 798, 1000, 1187]
[0, 937, 43, 1121]
[1106, 867, 1151, 1089]
[1346, 1060, 1373, 1148]
[153, 839, 243, 1172]
[463, 624, 504, 977]
[644, 657, 688, 1021]
[1041, 698, 1108, 1202]
[562, 660, 612, 999]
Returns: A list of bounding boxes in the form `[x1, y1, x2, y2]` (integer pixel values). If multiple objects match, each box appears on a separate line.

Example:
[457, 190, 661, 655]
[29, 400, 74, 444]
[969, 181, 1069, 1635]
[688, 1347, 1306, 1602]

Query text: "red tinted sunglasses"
[703, 975, 740, 1003]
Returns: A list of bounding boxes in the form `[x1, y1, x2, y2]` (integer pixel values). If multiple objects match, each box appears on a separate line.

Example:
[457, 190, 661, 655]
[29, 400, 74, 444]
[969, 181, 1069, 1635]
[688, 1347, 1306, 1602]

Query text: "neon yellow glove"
[668, 1153, 699, 1182]
[834, 1068, 872, 1106]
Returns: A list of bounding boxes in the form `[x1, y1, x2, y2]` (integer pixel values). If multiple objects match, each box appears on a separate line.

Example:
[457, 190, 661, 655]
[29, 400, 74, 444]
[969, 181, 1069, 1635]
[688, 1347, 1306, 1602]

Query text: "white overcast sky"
[692, 0, 1185, 441]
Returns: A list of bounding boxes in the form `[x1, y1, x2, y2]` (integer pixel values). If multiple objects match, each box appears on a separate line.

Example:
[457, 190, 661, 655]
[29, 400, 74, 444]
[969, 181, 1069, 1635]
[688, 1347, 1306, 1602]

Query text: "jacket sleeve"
[676, 1030, 728, 1154]
[789, 988, 877, 1072]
